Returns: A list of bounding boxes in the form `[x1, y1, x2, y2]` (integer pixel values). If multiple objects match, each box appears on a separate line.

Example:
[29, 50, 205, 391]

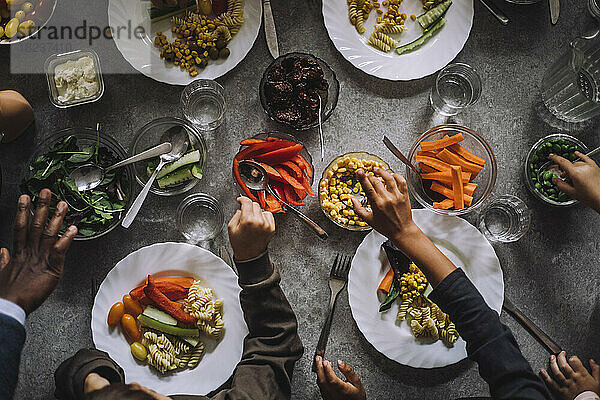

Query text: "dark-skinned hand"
[315, 356, 367, 400]
[541, 351, 600, 400]
[228, 196, 275, 261]
[0, 189, 77, 315]
[550, 152, 600, 213]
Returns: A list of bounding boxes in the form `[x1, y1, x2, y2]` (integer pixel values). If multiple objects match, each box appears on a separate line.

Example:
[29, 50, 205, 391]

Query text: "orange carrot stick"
[378, 267, 394, 294]
[421, 171, 471, 184]
[417, 150, 438, 158]
[448, 144, 486, 166]
[415, 155, 452, 172]
[430, 181, 473, 206]
[419, 163, 438, 174]
[435, 149, 484, 175]
[450, 166, 465, 210]
[433, 199, 454, 209]
[420, 133, 464, 152]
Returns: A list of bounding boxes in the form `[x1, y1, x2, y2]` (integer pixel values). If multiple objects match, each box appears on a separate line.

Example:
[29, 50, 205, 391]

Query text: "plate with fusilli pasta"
[322, 0, 473, 81]
[107, 0, 261, 84]
[348, 209, 503, 368]
[91, 242, 248, 395]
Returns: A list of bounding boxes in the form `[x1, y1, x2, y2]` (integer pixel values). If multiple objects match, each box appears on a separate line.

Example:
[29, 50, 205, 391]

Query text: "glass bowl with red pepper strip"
[233, 132, 314, 213]
[319, 152, 392, 232]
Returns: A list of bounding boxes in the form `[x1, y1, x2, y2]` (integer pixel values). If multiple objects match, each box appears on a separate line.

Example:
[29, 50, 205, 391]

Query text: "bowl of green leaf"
[21, 127, 133, 240]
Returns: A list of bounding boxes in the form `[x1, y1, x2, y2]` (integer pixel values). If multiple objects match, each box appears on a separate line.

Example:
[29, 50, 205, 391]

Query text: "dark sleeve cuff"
[429, 268, 465, 305]
[235, 252, 274, 285]
[54, 349, 124, 400]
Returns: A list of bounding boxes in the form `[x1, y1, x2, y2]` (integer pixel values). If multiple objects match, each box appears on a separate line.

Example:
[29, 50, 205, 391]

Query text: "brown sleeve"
[183, 253, 303, 400]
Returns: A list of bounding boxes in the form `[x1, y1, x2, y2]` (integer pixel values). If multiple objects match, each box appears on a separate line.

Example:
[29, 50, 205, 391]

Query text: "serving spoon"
[122, 126, 189, 228]
[537, 145, 600, 182]
[238, 160, 328, 239]
[69, 142, 172, 192]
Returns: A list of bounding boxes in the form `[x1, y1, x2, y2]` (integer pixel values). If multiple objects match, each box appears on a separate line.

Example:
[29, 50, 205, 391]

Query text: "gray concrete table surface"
[1, 0, 600, 398]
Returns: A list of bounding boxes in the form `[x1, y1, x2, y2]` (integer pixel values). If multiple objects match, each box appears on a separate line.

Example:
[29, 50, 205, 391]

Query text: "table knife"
[479, 0, 509, 25]
[263, 0, 279, 59]
[503, 297, 562, 355]
[550, 0, 560, 25]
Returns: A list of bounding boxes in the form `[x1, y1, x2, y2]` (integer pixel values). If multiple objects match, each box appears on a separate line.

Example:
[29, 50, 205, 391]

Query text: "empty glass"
[430, 63, 482, 116]
[541, 29, 600, 123]
[177, 193, 224, 245]
[477, 195, 531, 243]
[181, 79, 226, 130]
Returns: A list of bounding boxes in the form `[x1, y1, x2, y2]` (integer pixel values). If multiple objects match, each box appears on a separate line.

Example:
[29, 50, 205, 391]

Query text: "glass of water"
[181, 79, 226, 130]
[177, 193, 224, 245]
[430, 63, 482, 116]
[477, 195, 531, 243]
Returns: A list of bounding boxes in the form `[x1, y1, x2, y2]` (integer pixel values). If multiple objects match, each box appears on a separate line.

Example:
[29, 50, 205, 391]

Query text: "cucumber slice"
[142, 306, 178, 326]
[395, 18, 446, 55]
[191, 163, 203, 179]
[157, 150, 200, 179]
[417, 0, 452, 29]
[138, 314, 200, 337]
[157, 165, 195, 188]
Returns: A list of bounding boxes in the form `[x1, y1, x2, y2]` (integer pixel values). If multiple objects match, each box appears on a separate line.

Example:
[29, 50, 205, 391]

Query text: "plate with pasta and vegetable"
[91, 242, 248, 395]
[322, 0, 473, 80]
[107, 0, 261, 85]
[348, 209, 503, 368]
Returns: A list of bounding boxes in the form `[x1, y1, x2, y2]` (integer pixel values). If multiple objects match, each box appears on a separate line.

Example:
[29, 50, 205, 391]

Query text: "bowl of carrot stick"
[406, 124, 497, 216]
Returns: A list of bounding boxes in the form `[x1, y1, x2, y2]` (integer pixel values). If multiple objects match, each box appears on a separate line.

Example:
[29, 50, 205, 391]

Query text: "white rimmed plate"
[107, 0, 261, 85]
[348, 209, 503, 368]
[91, 242, 248, 395]
[322, 0, 474, 81]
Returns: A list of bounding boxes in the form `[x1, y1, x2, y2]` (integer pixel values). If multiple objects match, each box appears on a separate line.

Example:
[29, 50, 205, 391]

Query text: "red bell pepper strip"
[293, 186, 307, 200]
[265, 193, 283, 213]
[258, 162, 287, 184]
[240, 138, 266, 146]
[233, 158, 259, 202]
[257, 190, 267, 209]
[300, 172, 314, 195]
[274, 166, 305, 191]
[279, 161, 303, 177]
[130, 281, 188, 306]
[284, 184, 305, 206]
[291, 154, 313, 179]
[254, 144, 303, 164]
[272, 183, 287, 206]
[143, 276, 196, 325]
[238, 140, 297, 159]
[266, 136, 281, 142]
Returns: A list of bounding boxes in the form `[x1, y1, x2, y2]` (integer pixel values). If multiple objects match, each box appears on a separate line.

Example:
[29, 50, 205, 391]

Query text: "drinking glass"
[430, 63, 482, 116]
[177, 193, 224, 245]
[477, 195, 531, 243]
[541, 29, 600, 123]
[181, 79, 226, 130]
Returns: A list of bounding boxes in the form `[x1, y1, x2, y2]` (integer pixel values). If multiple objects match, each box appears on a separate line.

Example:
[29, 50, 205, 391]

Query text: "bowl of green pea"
[524, 134, 588, 206]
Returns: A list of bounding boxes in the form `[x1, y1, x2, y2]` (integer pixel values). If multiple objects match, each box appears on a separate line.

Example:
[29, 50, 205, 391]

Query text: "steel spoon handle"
[479, 0, 509, 25]
[312, 286, 343, 372]
[268, 187, 328, 239]
[106, 143, 172, 173]
[122, 159, 166, 228]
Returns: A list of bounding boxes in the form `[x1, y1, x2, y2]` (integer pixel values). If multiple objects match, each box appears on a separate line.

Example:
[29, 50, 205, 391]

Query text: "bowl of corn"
[319, 152, 391, 231]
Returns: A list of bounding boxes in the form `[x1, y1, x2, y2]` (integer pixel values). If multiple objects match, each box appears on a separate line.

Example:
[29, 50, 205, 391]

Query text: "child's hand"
[550, 152, 600, 213]
[541, 352, 600, 400]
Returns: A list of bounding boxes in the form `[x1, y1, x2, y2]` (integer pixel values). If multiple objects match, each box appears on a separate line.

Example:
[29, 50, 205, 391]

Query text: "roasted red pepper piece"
[143, 275, 196, 325]
[284, 184, 305, 206]
[293, 186, 307, 200]
[257, 190, 267, 209]
[279, 161, 303, 177]
[240, 138, 266, 146]
[233, 158, 259, 202]
[258, 162, 286, 184]
[291, 154, 313, 179]
[238, 140, 297, 159]
[274, 166, 305, 191]
[272, 183, 287, 205]
[130, 281, 188, 306]
[300, 172, 314, 195]
[266, 136, 282, 142]
[265, 193, 283, 213]
[254, 144, 303, 164]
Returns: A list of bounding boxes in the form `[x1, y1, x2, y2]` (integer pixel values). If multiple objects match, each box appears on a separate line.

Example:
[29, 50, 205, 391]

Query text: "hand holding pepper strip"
[143, 275, 196, 325]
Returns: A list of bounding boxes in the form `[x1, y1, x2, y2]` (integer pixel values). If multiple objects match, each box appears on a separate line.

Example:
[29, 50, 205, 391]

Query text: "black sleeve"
[429, 269, 551, 400]
[0, 313, 26, 400]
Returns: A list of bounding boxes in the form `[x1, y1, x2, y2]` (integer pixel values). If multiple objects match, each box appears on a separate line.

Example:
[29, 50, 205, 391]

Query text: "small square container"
[44, 49, 104, 108]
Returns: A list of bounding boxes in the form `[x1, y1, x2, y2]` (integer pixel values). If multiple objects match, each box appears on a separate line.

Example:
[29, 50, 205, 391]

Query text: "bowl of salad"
[131, 117, 207, 196]
[22, 127, 133, 240]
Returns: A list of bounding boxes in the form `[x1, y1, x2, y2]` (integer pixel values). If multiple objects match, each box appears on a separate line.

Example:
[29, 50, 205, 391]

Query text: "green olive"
[0, 26, 4, 38]
[219, 48, 230, 59]
[21, 2, 33, 13]
[208, 46, 218, 60]
[215, 39, 226, 49]
[14, 10, 25, 21]
[4, 18, 19, 38]
[130, 342, 147, 361]
[17, 19, 35, 36]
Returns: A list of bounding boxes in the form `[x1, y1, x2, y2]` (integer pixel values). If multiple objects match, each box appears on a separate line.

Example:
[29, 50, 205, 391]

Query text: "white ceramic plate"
[91, 242, 248, 395]
[107, 0, 261, 85]
[348, 209, 503, 368]
[322, 0, 474, 81]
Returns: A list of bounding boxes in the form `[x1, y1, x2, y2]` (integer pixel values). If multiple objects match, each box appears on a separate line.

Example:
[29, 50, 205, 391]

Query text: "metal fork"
[312, 254, 352, 372]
